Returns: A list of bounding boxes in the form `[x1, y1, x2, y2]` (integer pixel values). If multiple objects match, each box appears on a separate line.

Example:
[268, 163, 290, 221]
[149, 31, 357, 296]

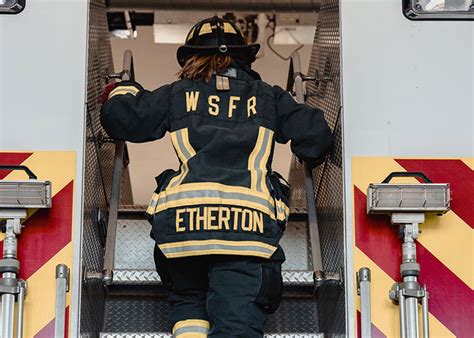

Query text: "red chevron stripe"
[357, 310, 386, 338]
[0, 181, 73, 279]
[395, 159, 474, 229]
[0, 152, 34, 179]
[355, 186, 474, 337]
[34, 306, 69, 338]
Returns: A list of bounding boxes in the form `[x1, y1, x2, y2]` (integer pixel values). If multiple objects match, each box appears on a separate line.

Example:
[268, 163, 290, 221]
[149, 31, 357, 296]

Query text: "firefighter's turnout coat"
[101, 65, 334, 260]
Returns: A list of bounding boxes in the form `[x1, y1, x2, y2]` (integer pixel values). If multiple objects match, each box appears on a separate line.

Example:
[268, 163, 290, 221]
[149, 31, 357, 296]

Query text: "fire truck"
[0, 0, 472, 337]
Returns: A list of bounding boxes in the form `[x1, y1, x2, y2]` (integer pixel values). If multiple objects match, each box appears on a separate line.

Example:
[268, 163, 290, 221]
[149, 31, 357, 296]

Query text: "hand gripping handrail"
[102, 50, 134, 285]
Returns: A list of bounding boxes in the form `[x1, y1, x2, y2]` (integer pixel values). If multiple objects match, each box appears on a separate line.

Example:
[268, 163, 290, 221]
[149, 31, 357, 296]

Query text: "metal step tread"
[111, 269, 315, 286]
[101, 333, 323, 338]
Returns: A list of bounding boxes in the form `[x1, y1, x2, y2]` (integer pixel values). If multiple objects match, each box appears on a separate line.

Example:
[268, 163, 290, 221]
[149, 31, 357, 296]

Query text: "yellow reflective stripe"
[180, 128, 196, 158]
[259, 129, 274, 195]
[173, 319, 210, 337]
[248, 127, 273, 195]
[154, 196, 276, 219]
[160, 239, 277, 259]
[248, 127, 266, 191]
[163, 182, 271, 200]
[173, 319, 210, 331]
[186, 27, 196, 41]
[160, 239, 276, 250]
[165, 249, 273, 259]
[152, 182, 278, 219]
[276, 198, 290, 221]
[223, 22, 237, 34]
[170, 131, 187, 163]
[108, 85, 140, 99]
[169, 129, 196, 188]
[146, 192, 159, 215]
[199, 23, 212, 35]
[168, 163, 189, 189]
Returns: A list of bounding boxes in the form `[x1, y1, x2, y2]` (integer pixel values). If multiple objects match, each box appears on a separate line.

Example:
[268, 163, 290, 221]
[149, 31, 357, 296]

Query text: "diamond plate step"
[114, 218, 311, 272]
[111, 269, 315, 287]
[100, 333, 323, 338]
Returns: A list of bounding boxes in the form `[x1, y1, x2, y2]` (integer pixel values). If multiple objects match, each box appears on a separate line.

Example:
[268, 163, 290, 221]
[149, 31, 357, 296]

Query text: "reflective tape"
[172, 319, 210, 338]
[154, 185, 276, 219]
[160, 239, 277, 259]
[108, 85, 140, 99]
[248, 127, 274, 195]
[276, 199, 290, 221]
[169, 129, 196, 188]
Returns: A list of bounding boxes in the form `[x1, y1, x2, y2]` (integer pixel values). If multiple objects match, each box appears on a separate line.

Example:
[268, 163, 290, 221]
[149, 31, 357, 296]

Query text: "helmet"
[177, 16, 260, 67]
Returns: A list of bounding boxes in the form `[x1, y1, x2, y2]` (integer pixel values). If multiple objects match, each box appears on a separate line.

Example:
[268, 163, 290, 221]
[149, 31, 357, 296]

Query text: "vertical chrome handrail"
[357, 267, 372, 338]
[287, 50, 324, 277]
[102, 50, 134, 284]
[54, 264, 70, 338]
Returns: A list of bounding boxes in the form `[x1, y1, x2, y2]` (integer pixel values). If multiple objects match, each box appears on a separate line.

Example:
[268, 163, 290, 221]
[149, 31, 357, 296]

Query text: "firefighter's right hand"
[99, 82, 117, 104]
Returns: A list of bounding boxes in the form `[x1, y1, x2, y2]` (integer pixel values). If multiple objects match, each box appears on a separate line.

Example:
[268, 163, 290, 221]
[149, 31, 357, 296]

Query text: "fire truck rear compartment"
[83, 1, 344, 337]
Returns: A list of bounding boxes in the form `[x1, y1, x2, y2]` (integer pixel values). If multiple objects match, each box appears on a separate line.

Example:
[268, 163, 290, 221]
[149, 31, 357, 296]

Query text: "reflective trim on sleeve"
[275, 198, 290, 222]
[160, 239, 277, 259]
[172, 319, 210, 338]
[108, 85, 140, 99]
[146, 192, 160, 215]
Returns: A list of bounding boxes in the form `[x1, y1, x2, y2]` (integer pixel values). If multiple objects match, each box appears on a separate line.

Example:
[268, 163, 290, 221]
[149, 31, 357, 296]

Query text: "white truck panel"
[0, 1, 89, 336]
[340, 0, 473, 335]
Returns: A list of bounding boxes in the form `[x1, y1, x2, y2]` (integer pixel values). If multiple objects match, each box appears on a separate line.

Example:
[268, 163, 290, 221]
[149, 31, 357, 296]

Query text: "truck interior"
[83, 1, 344, 337]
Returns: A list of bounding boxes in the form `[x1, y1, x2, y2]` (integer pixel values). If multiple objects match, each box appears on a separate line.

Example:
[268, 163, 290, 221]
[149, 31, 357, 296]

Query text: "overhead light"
[404, 0, 474, 19]
[273, 12, 317, 45]
[0, 0, 25, 14]
[273, 26, 316, 45]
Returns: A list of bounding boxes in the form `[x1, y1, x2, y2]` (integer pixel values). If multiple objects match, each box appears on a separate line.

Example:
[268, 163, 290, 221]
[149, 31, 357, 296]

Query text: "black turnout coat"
[101, 64, 334, 259]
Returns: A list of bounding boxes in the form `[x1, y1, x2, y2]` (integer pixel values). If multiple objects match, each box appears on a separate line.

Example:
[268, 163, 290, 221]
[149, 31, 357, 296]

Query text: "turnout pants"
[154, 246, 285, 338]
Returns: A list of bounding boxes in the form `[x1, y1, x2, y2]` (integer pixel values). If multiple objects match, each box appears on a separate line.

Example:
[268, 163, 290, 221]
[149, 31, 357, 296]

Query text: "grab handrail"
[102, 50, 134, 284]
[286, 50, 324, 279]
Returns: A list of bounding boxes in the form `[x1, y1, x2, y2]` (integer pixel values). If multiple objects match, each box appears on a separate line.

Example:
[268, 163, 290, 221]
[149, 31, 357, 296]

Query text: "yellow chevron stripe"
[421, 212, 474, 289]
[23, 242, 73, 337]
[352, 157, 474, 289]
[461, 158, 474, 170]
[0, 152, 76, 241]
[3, 151, 75, 196]
[354, 248, 455, 338]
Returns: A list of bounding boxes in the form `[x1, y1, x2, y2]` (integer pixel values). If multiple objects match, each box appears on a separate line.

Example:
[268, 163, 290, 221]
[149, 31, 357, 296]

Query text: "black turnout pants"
[154, 246, 285, 338]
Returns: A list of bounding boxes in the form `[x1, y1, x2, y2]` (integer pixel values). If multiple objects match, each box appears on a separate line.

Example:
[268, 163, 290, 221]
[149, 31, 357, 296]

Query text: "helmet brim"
[177, 43, 261, 67]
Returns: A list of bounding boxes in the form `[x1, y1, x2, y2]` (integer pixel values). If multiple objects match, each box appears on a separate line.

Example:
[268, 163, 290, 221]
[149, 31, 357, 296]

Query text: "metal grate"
[100, 333, 324, 338]
[81, 0, 116, 335]
[103, 295, 320, 334]
[306, 0, 345, 335]
[83, 0, 136, 334]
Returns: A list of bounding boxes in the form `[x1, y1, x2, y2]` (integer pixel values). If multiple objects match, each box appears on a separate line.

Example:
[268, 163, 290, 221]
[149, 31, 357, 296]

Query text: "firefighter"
[101, 16, 334, 338]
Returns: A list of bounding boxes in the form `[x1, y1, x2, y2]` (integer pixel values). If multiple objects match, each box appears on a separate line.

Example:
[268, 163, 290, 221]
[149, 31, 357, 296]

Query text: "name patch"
[175, 206, 264, 234]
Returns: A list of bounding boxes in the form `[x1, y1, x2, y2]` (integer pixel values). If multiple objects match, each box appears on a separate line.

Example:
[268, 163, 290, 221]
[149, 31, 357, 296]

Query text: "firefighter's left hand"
[99, 82, 116, 104]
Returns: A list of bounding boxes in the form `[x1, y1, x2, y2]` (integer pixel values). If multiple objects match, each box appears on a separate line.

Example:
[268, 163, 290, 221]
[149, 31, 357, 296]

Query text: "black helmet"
[177, 16, 260, 67]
